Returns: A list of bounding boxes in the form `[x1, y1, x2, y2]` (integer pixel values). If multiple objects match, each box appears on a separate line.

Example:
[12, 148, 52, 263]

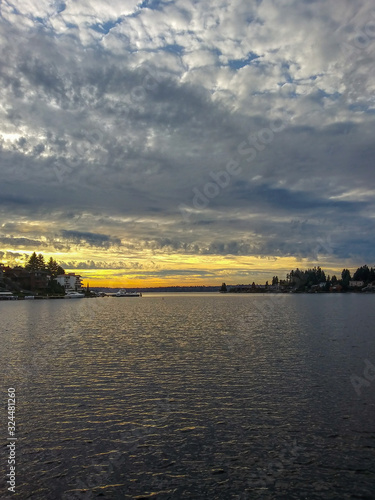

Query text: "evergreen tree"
[26, 252, 63, 274]
[353, 265, 370, 282]
[36, 254, 46, 271]
[47, 257, 60, 278]
[56, 265, 65, 276]
[25, 252, 39, 272]
[316, 266, 326, 283]
[46, 280, 65, 295]
[292, 268, 306, 288]
[341, 269, 351, 289]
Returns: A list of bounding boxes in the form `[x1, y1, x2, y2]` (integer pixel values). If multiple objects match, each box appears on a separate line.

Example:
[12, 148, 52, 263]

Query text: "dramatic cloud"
[0, 0, 374, 285]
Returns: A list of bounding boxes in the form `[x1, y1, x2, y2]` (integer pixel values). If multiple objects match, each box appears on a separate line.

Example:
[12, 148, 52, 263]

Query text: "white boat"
[65, 290, 85, 298]
[114, 289, 142, 297]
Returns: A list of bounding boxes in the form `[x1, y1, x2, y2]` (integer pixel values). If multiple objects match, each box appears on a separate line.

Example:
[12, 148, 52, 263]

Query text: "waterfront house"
[56, 273, 83, 292]
[349, 280, 364, 288]
[3, 267, 50, 291]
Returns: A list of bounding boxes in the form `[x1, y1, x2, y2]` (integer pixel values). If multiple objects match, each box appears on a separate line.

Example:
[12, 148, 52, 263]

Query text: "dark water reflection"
[1, 293, 374, 499]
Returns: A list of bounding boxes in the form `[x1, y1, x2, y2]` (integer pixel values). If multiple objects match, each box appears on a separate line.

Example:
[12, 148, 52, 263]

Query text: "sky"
[0, 0, 374, 287]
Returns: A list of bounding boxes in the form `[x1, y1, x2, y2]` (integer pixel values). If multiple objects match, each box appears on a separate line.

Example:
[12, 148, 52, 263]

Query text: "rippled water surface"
[1, 293, 375, 499]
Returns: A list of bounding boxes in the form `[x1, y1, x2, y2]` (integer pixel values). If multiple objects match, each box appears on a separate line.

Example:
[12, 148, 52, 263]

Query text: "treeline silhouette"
[25, 252, 65, 278]
[282, 265, 375, 291]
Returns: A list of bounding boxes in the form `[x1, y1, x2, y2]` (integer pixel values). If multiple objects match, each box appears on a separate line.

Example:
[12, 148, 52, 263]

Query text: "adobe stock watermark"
[53, 67, 162, 184]
[129, 66, 161, 109]
[53, 126, 107, 184]
[313, 235, 335, 261]
[350, 359, 375, 396]
[179, 113, 289, 221]
[230, 294, 285, 353]
[289, 218, 346, 263]
[246, 438, 305, 491]
[340, 10, 375, 54]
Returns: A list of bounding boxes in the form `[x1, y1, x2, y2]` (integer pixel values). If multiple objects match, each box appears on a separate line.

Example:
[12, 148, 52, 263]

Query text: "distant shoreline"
[2, 290, 375, 301]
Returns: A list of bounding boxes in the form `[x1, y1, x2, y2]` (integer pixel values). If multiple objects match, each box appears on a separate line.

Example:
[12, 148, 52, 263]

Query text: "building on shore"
[56, 273, 83, 292]
[349, 280, 364, 288]
[3, 266, 50, 291]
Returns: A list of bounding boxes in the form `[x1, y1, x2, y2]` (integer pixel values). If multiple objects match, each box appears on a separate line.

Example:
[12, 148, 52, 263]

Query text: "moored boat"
[65, 290, 85, 298]
[114, 289, 142, 297]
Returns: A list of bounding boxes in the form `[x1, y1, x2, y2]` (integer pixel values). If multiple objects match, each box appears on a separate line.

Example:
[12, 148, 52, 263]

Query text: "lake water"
[1, 293, 375, 499]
